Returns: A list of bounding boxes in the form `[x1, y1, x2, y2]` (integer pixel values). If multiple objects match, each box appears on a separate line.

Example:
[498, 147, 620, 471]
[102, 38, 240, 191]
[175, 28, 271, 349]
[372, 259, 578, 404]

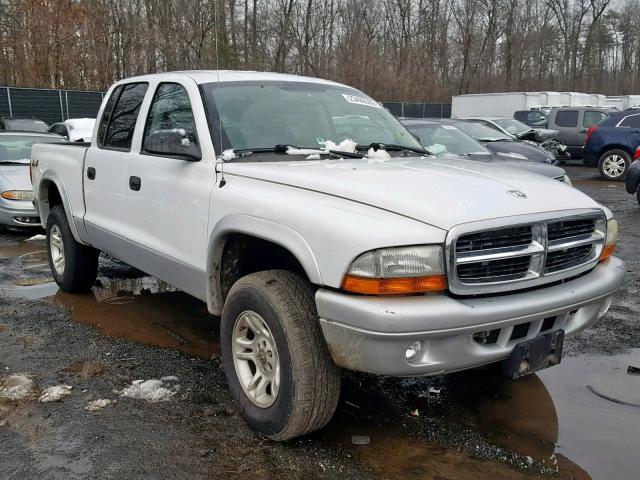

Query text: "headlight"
[1, 190, 34, 201]
[600, 219, 618, 261]
[342, 245, 446, 295]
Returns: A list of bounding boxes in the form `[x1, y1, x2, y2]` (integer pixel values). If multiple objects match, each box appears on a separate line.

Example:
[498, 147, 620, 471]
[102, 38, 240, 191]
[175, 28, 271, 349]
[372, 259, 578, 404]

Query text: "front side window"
[619, 114, 640, 128]
[555, 110, 578, 128]
[143, 83, 199, 155]
[102, 82, 148, 150]
[583, 111, 608, 128]
[201, 81, 420, 154]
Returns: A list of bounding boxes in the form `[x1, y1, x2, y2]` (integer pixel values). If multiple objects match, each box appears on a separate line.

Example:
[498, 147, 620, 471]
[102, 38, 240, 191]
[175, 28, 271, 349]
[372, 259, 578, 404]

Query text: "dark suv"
[583, 109, 640, 180]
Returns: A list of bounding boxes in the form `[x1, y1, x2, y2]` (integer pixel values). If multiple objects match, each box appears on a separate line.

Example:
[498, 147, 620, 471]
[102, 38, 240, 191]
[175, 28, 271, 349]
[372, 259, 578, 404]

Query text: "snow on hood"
[224, 156, 601, 230]
[0, 164, 32, 190]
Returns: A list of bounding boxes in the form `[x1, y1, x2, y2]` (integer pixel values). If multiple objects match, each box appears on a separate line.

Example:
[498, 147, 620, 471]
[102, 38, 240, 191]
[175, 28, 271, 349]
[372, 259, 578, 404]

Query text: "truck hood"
[0, 164, 32, 190]
[225, 156, 600, 230]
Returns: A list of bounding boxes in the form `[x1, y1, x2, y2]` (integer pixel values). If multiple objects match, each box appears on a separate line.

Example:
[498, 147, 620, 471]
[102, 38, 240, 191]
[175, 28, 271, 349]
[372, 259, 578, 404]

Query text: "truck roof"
[115, 70, 348, 88]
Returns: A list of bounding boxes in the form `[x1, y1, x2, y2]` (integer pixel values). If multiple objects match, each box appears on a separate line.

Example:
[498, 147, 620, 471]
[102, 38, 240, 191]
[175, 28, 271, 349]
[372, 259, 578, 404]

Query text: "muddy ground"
[0, 163, 638, 480]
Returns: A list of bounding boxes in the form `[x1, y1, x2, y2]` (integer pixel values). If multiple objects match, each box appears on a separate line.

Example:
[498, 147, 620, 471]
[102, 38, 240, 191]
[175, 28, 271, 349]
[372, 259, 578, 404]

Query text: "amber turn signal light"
[599, 243, 616, 262]
[341, 275, 447, 295]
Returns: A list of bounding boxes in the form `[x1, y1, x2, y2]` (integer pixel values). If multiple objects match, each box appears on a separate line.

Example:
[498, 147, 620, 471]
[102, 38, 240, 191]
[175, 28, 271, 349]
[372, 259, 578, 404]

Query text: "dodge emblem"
[507, 189, 527, 199]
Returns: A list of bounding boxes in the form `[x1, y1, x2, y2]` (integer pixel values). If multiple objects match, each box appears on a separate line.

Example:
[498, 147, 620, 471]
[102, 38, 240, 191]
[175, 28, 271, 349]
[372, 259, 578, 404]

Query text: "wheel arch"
[36, 173, 85, 243]
[206, 214, 322, 315]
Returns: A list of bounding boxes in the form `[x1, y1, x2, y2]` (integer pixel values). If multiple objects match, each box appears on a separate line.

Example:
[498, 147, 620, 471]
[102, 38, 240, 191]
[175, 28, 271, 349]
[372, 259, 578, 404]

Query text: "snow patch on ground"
[39, 385, 73, 402]
[27, 234, 46, 242]
[120, 379, 179, 403]
[0, 375, 35, 401]
[220, 149, 236, 161]
[85, 399, 116, 411]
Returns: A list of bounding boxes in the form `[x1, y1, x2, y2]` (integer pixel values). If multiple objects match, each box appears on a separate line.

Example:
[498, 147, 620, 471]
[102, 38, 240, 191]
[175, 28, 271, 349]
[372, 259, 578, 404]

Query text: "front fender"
[625, 160, 640, 194]
[205, 214, 322, 315]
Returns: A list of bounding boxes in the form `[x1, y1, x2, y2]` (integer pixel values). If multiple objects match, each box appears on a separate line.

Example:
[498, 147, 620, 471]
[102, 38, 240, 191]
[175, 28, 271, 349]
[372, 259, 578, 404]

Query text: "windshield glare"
[493, 118, 531, 135]
[407, 124, 489, 156]
[0, 135, 65, 163]
[202, 81, 422, 154]
[455, 122, 513, 141]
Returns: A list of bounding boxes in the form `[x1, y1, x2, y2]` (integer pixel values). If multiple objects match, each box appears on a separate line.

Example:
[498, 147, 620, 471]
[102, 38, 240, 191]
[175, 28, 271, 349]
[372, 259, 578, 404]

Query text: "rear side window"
[100, 82, 148, 150]
[619, 115, 640, 128]
[97, 85, 122, 146]
[554, 110, 578, 127]
[583, 111, 608, 128]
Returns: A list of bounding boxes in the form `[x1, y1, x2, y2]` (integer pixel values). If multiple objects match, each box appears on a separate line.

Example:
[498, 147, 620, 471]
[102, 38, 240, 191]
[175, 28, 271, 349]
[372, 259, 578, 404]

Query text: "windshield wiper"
[231, 144, 365, 159]
[355, 143, 429, 155]
[0, 160, 28, 165]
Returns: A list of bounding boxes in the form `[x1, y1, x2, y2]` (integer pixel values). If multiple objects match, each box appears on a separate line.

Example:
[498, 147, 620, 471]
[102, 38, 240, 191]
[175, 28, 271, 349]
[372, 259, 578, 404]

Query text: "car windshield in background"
[201, 81, 422, 155]
[454, 121, 513, 141]
[408, 124, 490, 156]
[492, 118, 531, 135]
[0, 135, 66, 164]
[4, 119, 49, 132]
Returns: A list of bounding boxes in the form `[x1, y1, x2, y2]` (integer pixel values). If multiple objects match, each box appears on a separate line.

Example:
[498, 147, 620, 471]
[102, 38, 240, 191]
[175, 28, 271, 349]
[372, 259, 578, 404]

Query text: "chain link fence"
[382, 102, 451, 118]
[0, 87, 105, 125]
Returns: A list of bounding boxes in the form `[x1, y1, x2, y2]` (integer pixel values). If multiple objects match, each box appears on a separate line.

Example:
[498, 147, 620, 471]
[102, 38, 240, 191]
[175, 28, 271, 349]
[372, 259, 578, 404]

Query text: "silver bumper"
[316, 256, 625, 376]
[0, 201, 41, 227]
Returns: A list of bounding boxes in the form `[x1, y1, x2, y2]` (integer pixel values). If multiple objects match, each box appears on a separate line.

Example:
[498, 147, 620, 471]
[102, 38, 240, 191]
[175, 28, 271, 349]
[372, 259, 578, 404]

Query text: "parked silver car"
[0, 132, 65, 228]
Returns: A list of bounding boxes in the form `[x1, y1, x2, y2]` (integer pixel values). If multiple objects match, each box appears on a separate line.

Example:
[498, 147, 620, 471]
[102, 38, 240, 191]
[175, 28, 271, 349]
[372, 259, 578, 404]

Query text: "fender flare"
[205, 214, 322, 315]
[36, 171, 87, 244]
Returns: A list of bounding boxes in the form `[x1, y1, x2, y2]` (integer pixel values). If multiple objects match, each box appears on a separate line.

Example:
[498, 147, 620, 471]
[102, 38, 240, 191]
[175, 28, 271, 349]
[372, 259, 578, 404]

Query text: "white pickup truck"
[31, 71, 625, 440]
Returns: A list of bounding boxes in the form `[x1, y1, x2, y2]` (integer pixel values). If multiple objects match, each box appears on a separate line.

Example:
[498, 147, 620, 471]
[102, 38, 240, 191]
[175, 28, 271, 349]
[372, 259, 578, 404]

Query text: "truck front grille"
[448, 212, 607, 294]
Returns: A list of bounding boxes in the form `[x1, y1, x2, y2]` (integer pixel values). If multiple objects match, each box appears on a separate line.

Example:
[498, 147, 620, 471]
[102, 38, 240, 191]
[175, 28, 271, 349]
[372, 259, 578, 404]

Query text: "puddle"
[52, 277, 219, 360]
[0, 237, 46, 259]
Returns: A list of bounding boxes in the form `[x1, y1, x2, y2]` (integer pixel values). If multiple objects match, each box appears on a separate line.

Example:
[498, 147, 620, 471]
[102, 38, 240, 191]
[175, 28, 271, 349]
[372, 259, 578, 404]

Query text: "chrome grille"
[447, 212, 606, 294]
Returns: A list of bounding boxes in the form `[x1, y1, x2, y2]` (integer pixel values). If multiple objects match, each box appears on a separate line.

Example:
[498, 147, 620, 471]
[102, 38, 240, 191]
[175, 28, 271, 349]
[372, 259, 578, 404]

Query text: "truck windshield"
[201, 81, 421, 156]
[0, 134, 66, 164]
[404, 124, 490, 156]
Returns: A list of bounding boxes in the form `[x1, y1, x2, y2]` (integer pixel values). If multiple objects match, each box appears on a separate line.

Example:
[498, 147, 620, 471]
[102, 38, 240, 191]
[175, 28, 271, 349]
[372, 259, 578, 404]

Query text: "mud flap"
[502, 330, 564, 379]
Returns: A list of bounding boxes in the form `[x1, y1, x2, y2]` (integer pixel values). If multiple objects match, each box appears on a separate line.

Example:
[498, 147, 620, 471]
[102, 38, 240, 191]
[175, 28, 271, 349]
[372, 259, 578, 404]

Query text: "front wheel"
[598, 149, 631, 181]
[220, 270, 341, 441]
[46, 205, 99, 292]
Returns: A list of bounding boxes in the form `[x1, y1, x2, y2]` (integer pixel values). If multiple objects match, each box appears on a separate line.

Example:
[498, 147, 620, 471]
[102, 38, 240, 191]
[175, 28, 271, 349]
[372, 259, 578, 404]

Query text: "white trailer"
[452, 91, 607, 118]
[605, 95, 640, 110]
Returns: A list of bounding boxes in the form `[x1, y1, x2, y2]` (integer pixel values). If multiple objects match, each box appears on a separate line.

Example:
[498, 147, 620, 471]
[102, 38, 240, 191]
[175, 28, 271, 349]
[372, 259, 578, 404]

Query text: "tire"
[46, 205, 99, 292]
[598, 149, 631, 181]
[220, 270, 340, 441]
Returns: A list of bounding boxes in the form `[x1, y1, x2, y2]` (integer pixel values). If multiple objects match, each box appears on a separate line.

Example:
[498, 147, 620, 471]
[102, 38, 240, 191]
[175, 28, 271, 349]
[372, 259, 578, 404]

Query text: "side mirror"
[144, 130, 201, 161]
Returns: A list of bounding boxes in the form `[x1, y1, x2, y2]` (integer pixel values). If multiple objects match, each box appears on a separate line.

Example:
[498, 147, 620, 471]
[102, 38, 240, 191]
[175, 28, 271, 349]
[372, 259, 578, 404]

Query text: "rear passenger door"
[618, 113, 640, 149]
[84, 82, 149, 250]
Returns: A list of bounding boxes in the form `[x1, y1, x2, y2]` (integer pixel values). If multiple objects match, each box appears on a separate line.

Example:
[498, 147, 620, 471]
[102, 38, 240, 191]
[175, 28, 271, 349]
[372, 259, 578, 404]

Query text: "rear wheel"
[598, 149, 631, 181]
[220, 270, 341, 441]
[46, 205, 99, 292]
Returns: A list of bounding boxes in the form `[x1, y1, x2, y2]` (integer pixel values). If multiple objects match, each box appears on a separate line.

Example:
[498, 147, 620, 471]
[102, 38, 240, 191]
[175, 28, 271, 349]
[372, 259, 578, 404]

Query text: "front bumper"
[0, 201, 41, 227]
[316, 256, 625, 376]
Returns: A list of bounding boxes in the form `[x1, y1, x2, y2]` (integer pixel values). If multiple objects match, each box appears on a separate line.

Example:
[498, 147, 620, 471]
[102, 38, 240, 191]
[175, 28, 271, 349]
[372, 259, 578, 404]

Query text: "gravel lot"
[0, 163, 638, 480]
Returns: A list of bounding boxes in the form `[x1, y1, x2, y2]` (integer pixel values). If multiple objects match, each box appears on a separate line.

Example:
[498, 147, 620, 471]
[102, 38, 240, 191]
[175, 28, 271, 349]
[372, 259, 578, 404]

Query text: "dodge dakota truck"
[31, 71, 625, 440]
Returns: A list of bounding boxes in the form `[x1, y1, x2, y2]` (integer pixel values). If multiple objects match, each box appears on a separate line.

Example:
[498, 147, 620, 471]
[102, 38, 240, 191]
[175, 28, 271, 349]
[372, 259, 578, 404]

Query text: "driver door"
[124, 81, 215, 300]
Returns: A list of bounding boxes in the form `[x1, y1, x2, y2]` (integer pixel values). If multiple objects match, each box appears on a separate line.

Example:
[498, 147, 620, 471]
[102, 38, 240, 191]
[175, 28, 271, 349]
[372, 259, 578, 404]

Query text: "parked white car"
[31, 71, 625, 440]
[47, 118, 96, 143]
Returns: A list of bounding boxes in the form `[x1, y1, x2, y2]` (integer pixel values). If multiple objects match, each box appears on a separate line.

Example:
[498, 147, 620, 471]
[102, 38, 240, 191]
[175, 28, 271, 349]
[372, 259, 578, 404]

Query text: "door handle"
[87, 167, 96, 180]
[129, 176, 141, 191]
